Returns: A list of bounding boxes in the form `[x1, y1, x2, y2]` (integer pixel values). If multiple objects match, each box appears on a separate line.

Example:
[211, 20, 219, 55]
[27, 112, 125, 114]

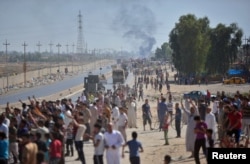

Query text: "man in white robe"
[104, 123, 124, 164]
[111, 104, 120, 130]
[181, 99, 198, 158]
[183, 98, 190, 124]
[127, 99, 137, 128]
[205, 107, 217, 140]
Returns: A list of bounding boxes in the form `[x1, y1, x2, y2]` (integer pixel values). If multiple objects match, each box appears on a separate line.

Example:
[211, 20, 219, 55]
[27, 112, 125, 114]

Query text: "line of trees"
[155, 14, 243, 76]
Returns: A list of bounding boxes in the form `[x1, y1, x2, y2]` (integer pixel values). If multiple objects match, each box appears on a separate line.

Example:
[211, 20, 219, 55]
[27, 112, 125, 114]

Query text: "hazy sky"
[0, 0, 249, 54]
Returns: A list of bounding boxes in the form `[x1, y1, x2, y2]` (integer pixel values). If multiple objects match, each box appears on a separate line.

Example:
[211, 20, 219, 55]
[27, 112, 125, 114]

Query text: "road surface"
[0, 67, 112, 105]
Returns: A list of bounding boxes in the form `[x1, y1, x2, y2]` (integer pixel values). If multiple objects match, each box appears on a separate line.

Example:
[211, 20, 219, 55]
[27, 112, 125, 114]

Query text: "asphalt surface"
[70, 71, 135, 102]
[0, 66, 112, 105]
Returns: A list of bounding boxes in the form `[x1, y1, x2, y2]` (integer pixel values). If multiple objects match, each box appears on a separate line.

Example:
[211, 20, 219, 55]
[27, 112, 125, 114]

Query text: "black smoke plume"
[113, 4, 157, 57]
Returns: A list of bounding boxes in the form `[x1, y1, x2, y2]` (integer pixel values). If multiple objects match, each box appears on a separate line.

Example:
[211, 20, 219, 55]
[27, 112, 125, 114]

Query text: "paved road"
[65, 71, 135, 164]
[70, 71, 135, 102]
[0, 67, 112, 105]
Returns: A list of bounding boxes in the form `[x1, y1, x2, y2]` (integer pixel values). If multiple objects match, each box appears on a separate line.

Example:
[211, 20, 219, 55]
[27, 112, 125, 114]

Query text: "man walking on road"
[142, 99, 153, 131]
[117, 107, 128, 142]
[72, 117, 87, 164]
[111, 103, 120, 130]
[104, 122, 124, 164]
[175, 103, 182, 138]
[122, 131, 144, 164]
[194, 115, 207, 164]
[127, 98, 137, 128]
[157, 98, 168, 131]
[87, 123, 105, 164]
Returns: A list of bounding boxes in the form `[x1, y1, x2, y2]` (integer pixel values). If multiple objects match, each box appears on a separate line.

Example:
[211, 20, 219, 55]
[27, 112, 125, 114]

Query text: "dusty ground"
[63, 68, 249, 164]
[3, 65, 250, 164]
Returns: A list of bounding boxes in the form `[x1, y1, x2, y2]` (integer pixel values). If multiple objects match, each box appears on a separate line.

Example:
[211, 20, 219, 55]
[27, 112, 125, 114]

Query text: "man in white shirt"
[73, 117, 87, 164]
[89, 102, 99, 134]
[87, 123, 105, 164]
[36, 120, 49, 142]
[205, 108, 217, 140]
[167, 99, 173, 122]
[64, 108, 73, 128]
[104, 122, 124, 164]
[117, 107, 128, 142]
[1, 112, 10, 127]
[80, 92, 87, 103]
[111, 103, 120, 130]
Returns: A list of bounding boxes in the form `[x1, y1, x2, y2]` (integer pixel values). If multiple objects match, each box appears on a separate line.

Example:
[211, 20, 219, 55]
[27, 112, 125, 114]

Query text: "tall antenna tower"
[76, 10, 84, 55]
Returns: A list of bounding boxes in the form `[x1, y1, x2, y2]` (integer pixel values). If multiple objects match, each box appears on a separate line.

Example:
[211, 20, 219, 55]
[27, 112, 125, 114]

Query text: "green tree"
[155, 42, 172, 60]
[205, 23, 243, 74]
[169, 14, 210, 75]
[155, 47, 163, 59]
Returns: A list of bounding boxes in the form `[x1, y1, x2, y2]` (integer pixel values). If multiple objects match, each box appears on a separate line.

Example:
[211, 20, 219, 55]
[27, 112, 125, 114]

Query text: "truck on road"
[112, 68, 125, 84]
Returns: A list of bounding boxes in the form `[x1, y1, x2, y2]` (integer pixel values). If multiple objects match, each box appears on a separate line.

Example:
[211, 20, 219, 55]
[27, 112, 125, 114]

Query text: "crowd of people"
[0, 63, 175, 164]
[178, 90, 250, 164]
[0, 60, 249, 164]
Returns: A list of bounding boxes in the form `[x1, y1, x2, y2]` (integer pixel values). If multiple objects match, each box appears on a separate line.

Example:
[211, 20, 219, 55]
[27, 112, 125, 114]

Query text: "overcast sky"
[0, 0, 249, 54]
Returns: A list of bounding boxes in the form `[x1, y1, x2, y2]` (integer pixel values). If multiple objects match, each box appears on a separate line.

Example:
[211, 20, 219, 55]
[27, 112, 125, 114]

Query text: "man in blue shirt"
[122, 131, 143, 164]
[0, 132, 9, 164]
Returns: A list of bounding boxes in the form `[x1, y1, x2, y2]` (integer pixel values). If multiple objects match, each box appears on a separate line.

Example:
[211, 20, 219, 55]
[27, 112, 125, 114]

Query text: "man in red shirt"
[50, 132, 62, 163]
[226, 104, 242, 148]
[206, 90, 211, 106]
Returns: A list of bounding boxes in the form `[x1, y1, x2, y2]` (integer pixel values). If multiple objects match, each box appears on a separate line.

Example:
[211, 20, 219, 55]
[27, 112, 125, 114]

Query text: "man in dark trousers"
[122, 131, 144, 164]
[194, 115, 207, 164]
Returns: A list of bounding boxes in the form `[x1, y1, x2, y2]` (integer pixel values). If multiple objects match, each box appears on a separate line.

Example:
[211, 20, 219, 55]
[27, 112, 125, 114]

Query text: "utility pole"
[66, 44, 69, 68]
[22, 42, 28, 87]
[36, 41, 42, 77]
[3, 40, 10, 92]
[76, 10, 84, 55]
[66, 44, 69, 54]
[36, 41, 42, 53]
[72, 43, 75, 73]
[49, 42, 53, 75]
[72, 43, 75, 54]
[93, 49, 96, 69]
[56, 43, 61, 72]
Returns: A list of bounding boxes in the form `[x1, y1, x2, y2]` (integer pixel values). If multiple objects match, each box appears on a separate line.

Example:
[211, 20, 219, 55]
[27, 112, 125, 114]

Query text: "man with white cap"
[104, 122, 124, 164]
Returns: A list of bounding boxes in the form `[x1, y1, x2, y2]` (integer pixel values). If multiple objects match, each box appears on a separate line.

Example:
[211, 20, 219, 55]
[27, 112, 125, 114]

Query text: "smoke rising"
[113, 4, 157, 57]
